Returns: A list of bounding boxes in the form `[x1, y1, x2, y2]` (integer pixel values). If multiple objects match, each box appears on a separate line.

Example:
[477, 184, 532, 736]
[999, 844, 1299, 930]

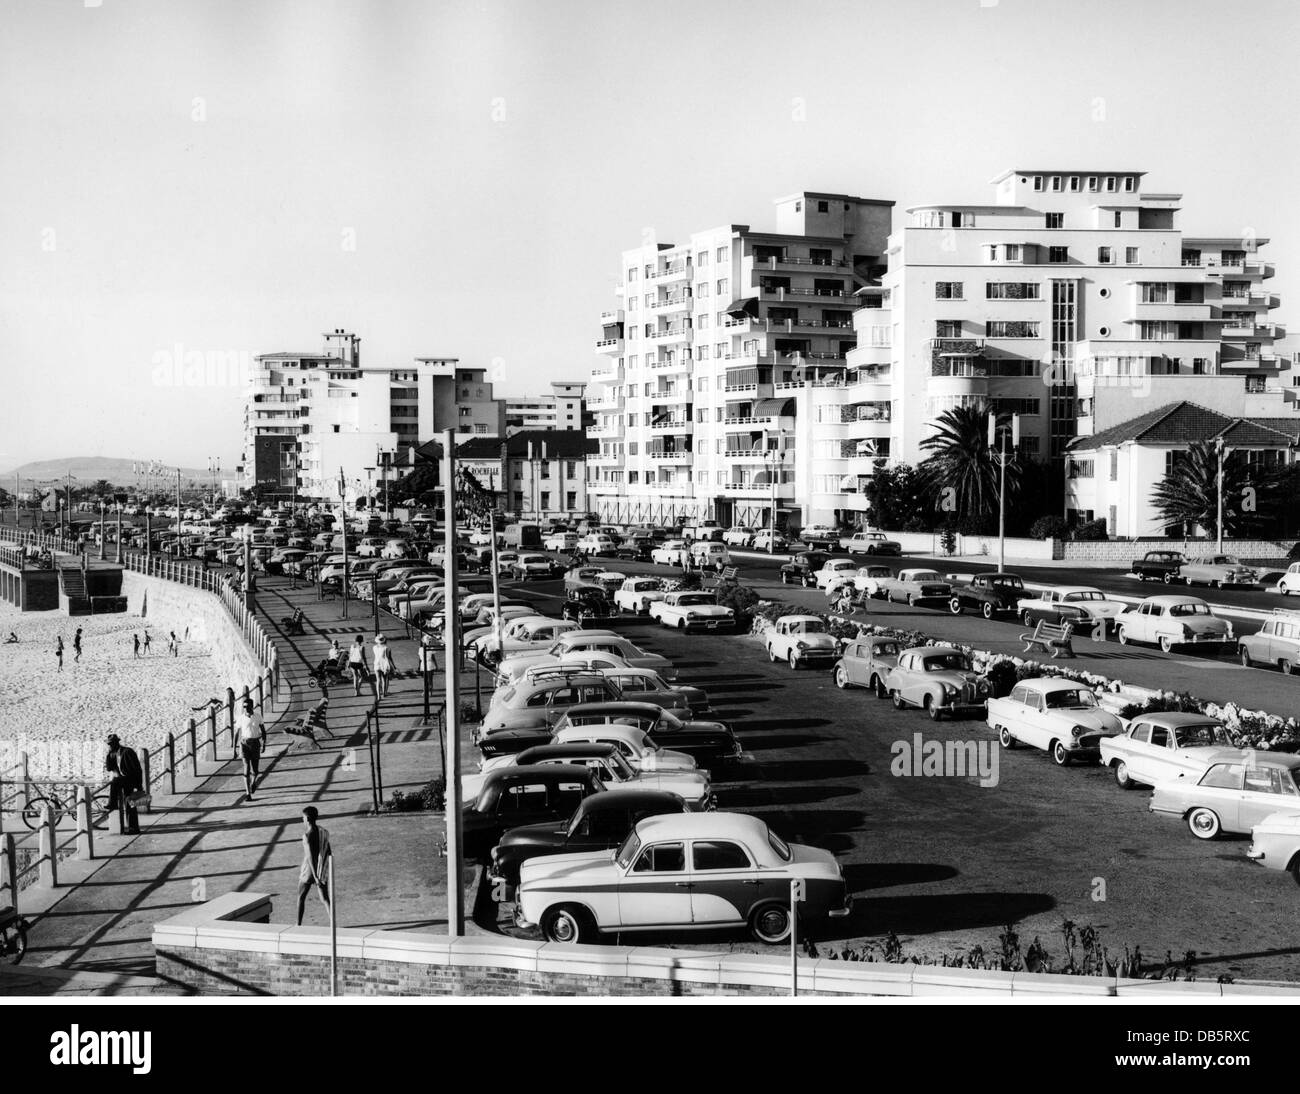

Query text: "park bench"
[712, 566, 740, 589]
[281, 607, 306, 635]
[1019, 620, 1075, 659]
[284, 698, 332, 751]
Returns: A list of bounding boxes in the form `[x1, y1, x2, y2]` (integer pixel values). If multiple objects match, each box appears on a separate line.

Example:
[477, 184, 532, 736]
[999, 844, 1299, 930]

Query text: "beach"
[0, 602, 229, 783]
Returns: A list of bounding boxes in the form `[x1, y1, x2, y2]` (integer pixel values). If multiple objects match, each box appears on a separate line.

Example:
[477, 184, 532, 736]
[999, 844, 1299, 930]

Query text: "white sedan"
[814, 558, 860, 591]
[467, 527, 498, 546]
[614, 577, 667, 615]
[985, 677, 1123, 766]
[648, 591, 736, 632]
[577, 533, 617, 555]
[544, 531, 578, 551]
[1114, 595, 1233, 652]
[651, 540, 688, 567]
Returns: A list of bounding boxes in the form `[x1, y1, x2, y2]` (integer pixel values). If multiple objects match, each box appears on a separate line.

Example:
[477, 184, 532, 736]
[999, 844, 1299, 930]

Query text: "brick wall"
[1062, 538, 1292, 565]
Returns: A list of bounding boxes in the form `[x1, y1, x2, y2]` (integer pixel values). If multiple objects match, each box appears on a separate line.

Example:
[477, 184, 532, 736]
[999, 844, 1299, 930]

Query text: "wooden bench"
[284, 698, 332, 751]
[1019, 620, 1075, 659]
[712, 566, 740, 588]
[282, 607, 306, 635]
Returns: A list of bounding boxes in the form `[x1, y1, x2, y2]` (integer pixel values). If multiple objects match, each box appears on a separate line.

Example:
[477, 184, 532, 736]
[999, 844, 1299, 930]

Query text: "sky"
[2, 0, 1297, 473]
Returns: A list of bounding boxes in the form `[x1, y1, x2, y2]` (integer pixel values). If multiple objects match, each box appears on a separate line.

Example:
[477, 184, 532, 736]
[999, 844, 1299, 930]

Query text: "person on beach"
[133, 633, 141, 659]
[142, 630, 151, 655]
[233, 698, 267, 800]
[73, 627, 82, 663]
[346, 634, 368, 696]
[5, 632, 17, 644]
[55, 635, 64, 671]
[296, 806, 332, 926]
[168, 630, 178, 657]
[372, 634, 396, 698]
[104, 734, 143, 835]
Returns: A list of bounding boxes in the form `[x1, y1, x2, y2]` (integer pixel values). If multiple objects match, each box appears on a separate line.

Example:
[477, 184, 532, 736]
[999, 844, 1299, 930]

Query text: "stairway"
[58, 565, 91, 615]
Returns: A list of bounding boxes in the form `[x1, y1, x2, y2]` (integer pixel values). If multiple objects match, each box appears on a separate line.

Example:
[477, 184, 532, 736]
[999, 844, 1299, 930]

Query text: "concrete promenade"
[3, 573, 481, 996]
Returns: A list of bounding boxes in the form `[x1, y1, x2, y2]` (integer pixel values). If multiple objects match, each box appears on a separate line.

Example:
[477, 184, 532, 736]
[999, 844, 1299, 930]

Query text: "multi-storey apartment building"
[239, 330, 505, 502]
[458, 430, 594, 520]
[588, 192, 893, 528]
[505, 381, 587, 433]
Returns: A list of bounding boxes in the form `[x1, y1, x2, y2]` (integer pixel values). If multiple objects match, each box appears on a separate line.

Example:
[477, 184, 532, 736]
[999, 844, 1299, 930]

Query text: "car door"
[618, 841, 693, 928]
[1002, 685, 1034, 743]
[1236, 765, 1300, 832]
[843, 643, 867, 686]
[688, 839, 770, 926]
[1121, 722, 1158, 783]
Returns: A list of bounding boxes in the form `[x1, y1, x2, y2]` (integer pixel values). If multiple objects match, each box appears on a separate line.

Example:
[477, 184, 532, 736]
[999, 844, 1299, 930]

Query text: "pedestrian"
[133, 633, 141, 659]
[420, 632, 439, 675]
[372, 633, 396, 698]
[168, 630, 178, 657]
[296, 805, 332, 926]
[142, 630, 152, 655]
[233, 698, 267, 800]
[104, 734, 143, 835]
[55, 635, 64, 672]
[4, 632, 17, 644]
[346, 633, 368, 696]
[73, 626, 83, 663]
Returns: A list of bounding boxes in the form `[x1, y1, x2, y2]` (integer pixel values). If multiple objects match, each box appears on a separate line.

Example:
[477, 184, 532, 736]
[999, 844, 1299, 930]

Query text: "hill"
[1, 456, 215, 488]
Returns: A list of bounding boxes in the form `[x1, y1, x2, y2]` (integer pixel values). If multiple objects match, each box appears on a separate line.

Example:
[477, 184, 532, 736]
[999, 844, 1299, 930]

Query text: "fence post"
[140, 749, 152, 814]
[166, 732, 176, 796]
[225, 687, 236, 747]
[19, 752, 29, 811]
[207, 704, 218, 761]
[38, 804, 57, 887]
[1, 832, 15, 912]
[188, 718, 198, 777]
[76, 785, 94, 860]
[256, 674, 265, 714]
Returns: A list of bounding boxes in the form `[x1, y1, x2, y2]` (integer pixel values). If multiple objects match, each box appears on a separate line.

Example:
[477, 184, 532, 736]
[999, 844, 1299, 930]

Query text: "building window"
[1048, 246, 1069, 264]
[1051, 175, 1062, 191]
[1098, 247, 1113, 264]
[1109, 452, 1118, 481]
[1105, 176, 1117, 192]
[986, 282, 1040, 300]
[1126, 247, 1139, 264]
[716, 278, 728, 296]
[987, 321, 1040, 338]
[1068, 458, 1094, 479]
[696, 251, 708, 266]
[697, 314, 709, 330]
[539, 461, 550, 479]
[1004, 244, 1021, 261]
[817, 200, 829, 213]
[627, 268, 637, 282]
[716, 246, 727, 263]
[935, 282, 963, 299]
[1019, 435, 1040, 454]
[566, 491, 576, 509]
[1045, 213, 1063, 229]
[1124, 176, 1137, 192]
[1193, 358, 1207, 375]
[628, 442, 638, 456]
[935, 320, 963, 338]
[697, 346, 708, 360]
[1032, 175, 1044, 191]
[696, 282, 709, 298]
[1087, 176, 1098, 192]
[1068, 176, 1081, 192]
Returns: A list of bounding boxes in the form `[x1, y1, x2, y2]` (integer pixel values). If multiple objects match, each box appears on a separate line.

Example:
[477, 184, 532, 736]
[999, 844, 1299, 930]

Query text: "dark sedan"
[561, 587, 617, 623]
[780, 551, 830, 588]
[460, 765, 605, 861]
[557, 702, 745, 771]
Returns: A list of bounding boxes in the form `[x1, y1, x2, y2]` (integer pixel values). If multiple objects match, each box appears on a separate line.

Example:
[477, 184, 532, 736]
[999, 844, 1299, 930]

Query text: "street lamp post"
[989, 412, 1021, 573]
[764, 430, 788, 555]
[1214, 437, 1226, 555]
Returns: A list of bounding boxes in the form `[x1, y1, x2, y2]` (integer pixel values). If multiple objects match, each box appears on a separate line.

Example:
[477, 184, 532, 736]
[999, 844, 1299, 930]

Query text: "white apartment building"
[505, 381, 587, 433]
[588, 193, 893, 528]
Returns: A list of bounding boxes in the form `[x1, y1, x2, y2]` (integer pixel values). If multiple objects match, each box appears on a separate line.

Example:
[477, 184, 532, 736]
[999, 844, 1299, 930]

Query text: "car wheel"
[1210, 579, 1220, 589]
[676, 618, 686, 629]
[1187, 807, 1221, 840]
[949, 597, 963, 615]
[872, 675, 887, 699]
[1290, 855, 1300, 887]
[891, 689, 905, 711]
[749, 902, 792, 945]
[1021, 610, 1034, 628]
[781, 572, 791, 585]
[1239, 646, 1252, 667]
[1158, 635, 1174, 654]
[907, 593, 915, 606]
[541, 904, 592, 944]
[1116, 627, 1128, 646]
[1051, 740, 1071, 767]
[998, 726, 1016, 750]
[1113, 760, 1134, 790]
[788, 651, 799, 671]
[834, 666, 851, 690]
[1283, 659, 1295, 676]
[803, 575, 814, 588]
[767, 645, 778, 663]
[924, 694, 943, 721]
[1162, 571, 1175, 585]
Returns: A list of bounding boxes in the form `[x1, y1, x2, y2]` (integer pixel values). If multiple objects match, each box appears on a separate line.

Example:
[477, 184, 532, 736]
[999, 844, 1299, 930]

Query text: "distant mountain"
[0, 456, 217, 488]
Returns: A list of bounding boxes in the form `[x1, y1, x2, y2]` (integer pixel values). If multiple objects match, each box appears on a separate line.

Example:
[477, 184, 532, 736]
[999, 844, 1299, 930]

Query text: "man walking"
[142, 629, 152, 655]
[296, 806, 332, 926]
[133, 633, 141, 659]
[104, 734, 143, 835]
[168, 630, 178, 657]
[73, 626, 83, 663]
[346, 633, 368, 696]
[233, 698, 268, 800]
[55, 635, 64, 672]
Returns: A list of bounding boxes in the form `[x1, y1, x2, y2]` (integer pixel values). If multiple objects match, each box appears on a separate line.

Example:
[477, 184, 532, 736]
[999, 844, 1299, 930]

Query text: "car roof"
[1045, 585, 1104, 594]
[903, 645, 963, 656]
[481, 763, 597, 787]
[555, 723, 646, 742]
[635, 811, 772, 844]
[1138, 595, 1209, 606]
[517, 673, 609, 691]
[563, 701, 663, 716]
[1197, 748, 1300, 770]
[1131, 712, 1226, 728]
[1017, 676, 1090, 692]
[516, 743, 619, 763]
[576, 789, 684, 813]
[778, 615, 824, 624]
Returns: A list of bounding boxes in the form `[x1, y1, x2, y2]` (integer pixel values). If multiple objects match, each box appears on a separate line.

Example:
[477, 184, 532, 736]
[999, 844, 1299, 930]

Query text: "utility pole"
[1215, 437, 1226, 555]
[989, 413, 1020, 572]
[338, 467, 350, 621]
[442, 429, 464, 937]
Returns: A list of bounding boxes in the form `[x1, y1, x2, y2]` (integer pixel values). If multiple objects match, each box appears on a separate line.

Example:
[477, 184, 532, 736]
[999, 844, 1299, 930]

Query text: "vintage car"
[723, 526, 756, 547]
[1239, 610, 1300, 673]
[474, 673, 627, 739]
[833, 636, 901, 696]
[651, 539, 689, 567]
[884, 646, 990, 720]
[749, 530, 789, 553]
[852, 564, 895, 599]
[466, 526, 499, 547]
[1178, 555, 1257, 588]
[1131, 549, 1185, 583]
[1277, 563, 1300, 597]
[947, 572, 1028, 619]
[489, 789, 689, 885]
[516, 812, 852, 945]
[598, 666, 710, 716]
[563, 566, 609, 595]
[649, 591, 736, 632]
[512, 553, 564, 580]
[470, 616, 581, 663]
[765, 615, 839, 670]
[464, 743, 713, 813]
[779, 551, 830, 587]
[461, 605, 540, 650]
[500, 631, 675, 680]
[1247, 812, 1300, 884]
[814, 557, 861, 591]
[1016, 585, 1127, 632]
[985, 677, 1123, 765]
[1150, 752, 1300, 840]
[460, 764, 606, 861]
[562, 587, 619, 623]
[797, 526, 843, 551]
[543, 531, 579, 552]
[613, 577, 667, 615]
[682, 520, 723, 542]
[577, 533, 618, 556]
[553, 723, 699, 772]
[1098, 712, 1235, 789]
[840, 530, 903, 556]
[554, 701, 743, 770]
[877, 569, 949, 605]
[494, 656, 632, 696]
[688, 541, 731, 572]
[1114, 595, 1233, 652]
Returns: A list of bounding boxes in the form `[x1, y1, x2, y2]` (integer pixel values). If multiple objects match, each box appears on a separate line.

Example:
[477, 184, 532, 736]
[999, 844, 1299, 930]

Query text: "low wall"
[1062, 538, 1293, 565]
[879, 531, 1058, 561]
[153, 894, 1290, 998]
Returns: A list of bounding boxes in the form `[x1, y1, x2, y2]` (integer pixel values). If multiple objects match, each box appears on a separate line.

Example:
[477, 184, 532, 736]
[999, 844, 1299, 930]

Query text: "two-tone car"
[840, 530, 902, 556]
[765, 615, 838, 670]
[515, 812, 852, 945]
[1151, 752, 1300, 840]
[648, 591, 736, 632]
[833, 636, 901, 696]
[884, 646, 990, 720]
[460, 764, 606, 861]
[1115, 595, 1234, 653]
[1016, 585, 1127, 633]
[985, 677, 1123, 766]
[947, 572, 1027, 620]
[1098, 712, 1234, 789]
[1179, 555, 1258, 589]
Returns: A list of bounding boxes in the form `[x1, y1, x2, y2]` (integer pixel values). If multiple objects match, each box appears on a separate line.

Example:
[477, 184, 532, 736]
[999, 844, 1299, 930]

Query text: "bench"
[282, 607, 306, 635]
[1019, 620, 1075, 659]
[712, 566, 739, 588]
[284, 698, 332, 751]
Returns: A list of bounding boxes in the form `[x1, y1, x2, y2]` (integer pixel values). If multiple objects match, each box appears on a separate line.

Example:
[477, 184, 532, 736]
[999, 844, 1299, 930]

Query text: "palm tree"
[918, 404, 1022, 528]
[1150, 443, 1277, 538]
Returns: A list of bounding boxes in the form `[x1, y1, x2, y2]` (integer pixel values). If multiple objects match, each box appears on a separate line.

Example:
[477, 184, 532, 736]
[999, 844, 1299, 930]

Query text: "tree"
[1150, 443, 1282, 538]
[918, 405, 1023, 531]
[92, 479, 113, 498]
[864, 463, 933, 531]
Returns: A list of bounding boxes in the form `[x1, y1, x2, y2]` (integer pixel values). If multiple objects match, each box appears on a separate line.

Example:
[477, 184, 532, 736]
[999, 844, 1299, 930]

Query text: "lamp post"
[988, 412, 1020, 573]
[764, 429, 789, 555]
[1214, 436, 1226, 555]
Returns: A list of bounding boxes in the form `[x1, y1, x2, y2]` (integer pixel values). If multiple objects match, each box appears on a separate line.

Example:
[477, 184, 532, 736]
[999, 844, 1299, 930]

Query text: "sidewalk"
[6, 576, 481, 995]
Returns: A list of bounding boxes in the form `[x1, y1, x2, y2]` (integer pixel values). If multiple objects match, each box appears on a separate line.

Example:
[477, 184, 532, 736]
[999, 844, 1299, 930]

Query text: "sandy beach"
[0, 602, 229, 783]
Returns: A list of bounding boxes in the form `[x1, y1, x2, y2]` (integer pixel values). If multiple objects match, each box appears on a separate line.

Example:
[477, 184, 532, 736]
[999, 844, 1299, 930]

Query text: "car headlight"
[687, 611, 698, 620]
[796, 641, 807, 651]
[944, 684, 958, 697]
[1071, 725, 1086, 739]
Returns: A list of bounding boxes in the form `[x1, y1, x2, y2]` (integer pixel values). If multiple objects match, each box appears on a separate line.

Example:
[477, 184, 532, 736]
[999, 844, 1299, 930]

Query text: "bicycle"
[19, 783, 112, 832]
[0, 906, 29, 965]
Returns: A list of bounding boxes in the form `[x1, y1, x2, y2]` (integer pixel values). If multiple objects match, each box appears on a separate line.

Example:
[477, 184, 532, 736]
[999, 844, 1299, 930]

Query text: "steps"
[58, 565, 91, 615]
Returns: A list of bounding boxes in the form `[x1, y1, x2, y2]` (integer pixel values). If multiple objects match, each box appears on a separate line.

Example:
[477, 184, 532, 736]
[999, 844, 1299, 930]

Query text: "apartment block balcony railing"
[595, 338, 624, 351]
[649, 295, 691, 310]
[649, 419, 691, 431]
[751, 255, 848, 269]
[650, 389, 690, 401]
[724, 383, 759, 394]
[648, 263, 690, 281]
[650, 357, 690, 369]
[647, 326, 688, 340]
[590, 365, 621, 379]
[757, 286, 858, 301]
[648, 451, 690, 461]
[929, 337, 987, 352]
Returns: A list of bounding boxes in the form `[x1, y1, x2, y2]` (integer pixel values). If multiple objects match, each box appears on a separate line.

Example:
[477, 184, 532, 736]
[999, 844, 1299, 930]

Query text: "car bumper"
[795, 651, 838, 665]
[941, 700, 989, 715]
[683, 619, 736, 632]
[1246, 846, 1266, 861]
[1176, 634, 1234, 646]
[828, 894, 854, 918]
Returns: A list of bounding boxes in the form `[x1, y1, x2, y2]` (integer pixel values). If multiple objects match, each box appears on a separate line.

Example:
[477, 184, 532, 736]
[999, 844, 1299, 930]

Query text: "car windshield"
[923, 654, 971, 672]
[913, 572, 942, 582]
[874, 642, 899, 657]
[678, 595, 714, 606]
[607, 752, 637, 779]
[1065, 591, 1106, 602]
[1168, 602, 1211, 617]
[652, 709, 684, 734]
[767, 827, 792, 863]
[991, 576, 1024, 589]
[615, 831, 642, 869]
[1044, 688, 1097, 709]
[1172, 723, 1230, 747]
[795, 620, 827, 634]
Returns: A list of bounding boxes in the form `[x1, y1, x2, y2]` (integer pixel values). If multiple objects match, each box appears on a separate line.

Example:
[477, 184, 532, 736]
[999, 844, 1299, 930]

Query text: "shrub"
[382, 776, 446, 813]
[939, 527, 957, 556]
[1030, 516, 1069, 540]
[1071, 518, 1109, 541]
[984, 658, 1019, 698]
[1288, 541, 1300, 561]
[677, 571, 703, 591]
[715, 582, 760, 621]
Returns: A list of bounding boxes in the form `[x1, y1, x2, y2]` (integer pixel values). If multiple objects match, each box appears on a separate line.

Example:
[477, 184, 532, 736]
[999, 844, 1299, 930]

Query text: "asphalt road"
[494, 576, 1300, 980]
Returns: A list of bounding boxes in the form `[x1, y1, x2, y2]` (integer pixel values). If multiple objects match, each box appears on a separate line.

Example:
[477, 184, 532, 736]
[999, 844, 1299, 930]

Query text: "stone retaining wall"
[1061, 538, 1293, 565]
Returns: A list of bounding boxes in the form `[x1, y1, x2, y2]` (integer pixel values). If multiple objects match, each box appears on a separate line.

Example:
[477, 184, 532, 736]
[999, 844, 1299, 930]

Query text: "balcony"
[650, 388, 690, 402]
[724, 448, 769, 460]
[757, 286, 859, 302]
[586, 396, 624, 410]
[1132, 302, 1212, 323]
[649, 357, 690, 371]
[648, 295, 691, 311]
[595, 337, 624, 354]
[724, 383, 759, 394]
[723, 482, 789, 494]
[646, 325, 689, 342]
[750, 254, 849, 270]
[650, 419, 692, 431]
[648, 263, 690, 282]
[590, 365, 622, 380]
[648, 451, 691, 461]
[599, 309, 625, 325]
[589, 451, 624, 465]
[1219, 322, 1258, 338]
[1245, 260, 1276, 279]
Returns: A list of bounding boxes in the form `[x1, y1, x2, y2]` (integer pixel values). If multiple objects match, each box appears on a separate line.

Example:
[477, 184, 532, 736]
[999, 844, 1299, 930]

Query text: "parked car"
[488, 789, 689, 886]
[1098, 712, 1235, 789]
[1179, 555, 1258, 588]
[814, 557, 861, 591]
[749, 530, 789, 553]
[689, 541, 731, 572]
[682, 520, 722, 542]
[884, 646, 990, 720]
[723, 526, 756, 547]
[1277, 562, 1300, 597]
[985, 677, 1123, 766]
[460, 765, 606, 861]
[1247, 811, 1300, 884]
[599, 667, 711, 716]
[613, 577, 667, 615]
[797, 525, 842, 551]
[765, 615, 838, 670]
[513, 553, 563, 580]
[499, 632, 675, 681]
[879, 568, 952, 606]
[1239, 610, 1300, 673]
[555, 701, 743, 770]
[552, 722, 700, 772]
[515, 813, 851, 944]
[543, 531, 579, 552]
[947, 572, 1027, 619]
[833, 636, 901, 696]
[852, 565, 894, 599]
[648, 591, 736, 632]
[577, 533, 618, 556]
[779, 551, 829, 588]
[1151, 752, 1300, 840]
[1131, 550, 1185, 584]
[1016, 585, 1127, 632]
[475, 671, 629, 737]
[1115, 595, 1233, 652]
[563, 566, 609, 596]
[651, 539, 689, 567]
[562, 587, 618, 623]
[840, 530, 902, 556]
[355, 536, 387, 558]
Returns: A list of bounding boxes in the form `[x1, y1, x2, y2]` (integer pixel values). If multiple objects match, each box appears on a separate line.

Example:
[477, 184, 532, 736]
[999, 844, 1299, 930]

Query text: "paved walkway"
[5, 575, 482, 996]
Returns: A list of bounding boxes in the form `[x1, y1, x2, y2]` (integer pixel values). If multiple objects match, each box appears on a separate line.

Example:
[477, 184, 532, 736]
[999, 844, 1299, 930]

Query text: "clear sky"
[2, 0, 1296, 472]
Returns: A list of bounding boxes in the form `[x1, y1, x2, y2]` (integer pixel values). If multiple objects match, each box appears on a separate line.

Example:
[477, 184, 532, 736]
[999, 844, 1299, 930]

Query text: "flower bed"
[748, 600, 1300, 751]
